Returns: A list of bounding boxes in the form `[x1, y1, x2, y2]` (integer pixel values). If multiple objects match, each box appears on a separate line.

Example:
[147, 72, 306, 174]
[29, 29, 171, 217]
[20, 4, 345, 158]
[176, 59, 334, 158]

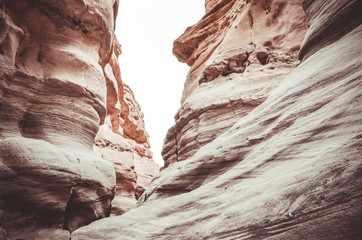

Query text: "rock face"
[0, 0, 158, 238]
[94, 42, 159, 215]
[163, 0, 306, 166]
[72, 0, 362, 239]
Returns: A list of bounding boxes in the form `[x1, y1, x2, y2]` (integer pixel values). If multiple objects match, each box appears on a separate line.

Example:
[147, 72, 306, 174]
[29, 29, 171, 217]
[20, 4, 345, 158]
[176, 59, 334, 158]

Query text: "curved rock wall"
[163, 0, 306, 166]
[94, 41, 159, 215]
[0, 0, 158, 238]
[72, 0, 362, 239]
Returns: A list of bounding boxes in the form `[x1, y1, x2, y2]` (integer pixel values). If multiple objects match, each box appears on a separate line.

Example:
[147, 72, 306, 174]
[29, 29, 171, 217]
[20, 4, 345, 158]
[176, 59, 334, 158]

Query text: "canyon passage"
[0, 0, 361, 239]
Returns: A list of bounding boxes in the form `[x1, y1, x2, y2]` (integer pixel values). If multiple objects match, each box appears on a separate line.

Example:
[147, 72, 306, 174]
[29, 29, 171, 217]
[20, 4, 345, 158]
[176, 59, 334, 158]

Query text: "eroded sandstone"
[94, 42, 159, 215]
[72, 0, 362, 239]
[0, 0, 118, 237]
[164, 0, 306, 166]
[0, 0, 158, 238]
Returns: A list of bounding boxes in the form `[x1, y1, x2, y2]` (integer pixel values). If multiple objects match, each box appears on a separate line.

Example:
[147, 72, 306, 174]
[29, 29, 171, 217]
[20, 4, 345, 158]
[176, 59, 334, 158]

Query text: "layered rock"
[0, 0, 118, 238]
[0, 0, 158, 238]
[163, 0, 307, 166]
[94, 42, 159, 215]
[72, 0, 362, 239]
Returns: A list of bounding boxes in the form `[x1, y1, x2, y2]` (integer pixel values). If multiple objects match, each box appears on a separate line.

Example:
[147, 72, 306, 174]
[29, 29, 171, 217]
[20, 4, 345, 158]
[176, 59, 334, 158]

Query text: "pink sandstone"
[0, 0, 158, 239]
[72, 0, 362, 239]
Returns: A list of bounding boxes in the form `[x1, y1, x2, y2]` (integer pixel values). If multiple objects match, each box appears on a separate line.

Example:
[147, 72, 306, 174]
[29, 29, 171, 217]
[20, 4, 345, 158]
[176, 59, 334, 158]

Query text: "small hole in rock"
[257, 52, 269, 65]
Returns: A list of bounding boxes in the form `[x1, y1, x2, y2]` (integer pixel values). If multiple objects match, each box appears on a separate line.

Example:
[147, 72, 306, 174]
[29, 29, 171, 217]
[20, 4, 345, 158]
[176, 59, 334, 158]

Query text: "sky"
[115, 0, 205, 166]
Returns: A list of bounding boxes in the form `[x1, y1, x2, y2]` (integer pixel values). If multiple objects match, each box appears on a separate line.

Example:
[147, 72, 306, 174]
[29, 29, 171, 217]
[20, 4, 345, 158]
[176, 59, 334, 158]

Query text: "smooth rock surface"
[72, 0, 362, 239]
[0, 0, 119, 237]
[0, 0, 158, 238]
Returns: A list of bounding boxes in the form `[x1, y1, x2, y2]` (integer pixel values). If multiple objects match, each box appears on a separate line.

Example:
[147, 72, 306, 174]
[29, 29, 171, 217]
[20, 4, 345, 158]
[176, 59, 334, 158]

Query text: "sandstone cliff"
[94, 42, 159, 215]
[0, 0, 158, 239]
[72, 0, 362, 239]
[163, 0, 307, 166]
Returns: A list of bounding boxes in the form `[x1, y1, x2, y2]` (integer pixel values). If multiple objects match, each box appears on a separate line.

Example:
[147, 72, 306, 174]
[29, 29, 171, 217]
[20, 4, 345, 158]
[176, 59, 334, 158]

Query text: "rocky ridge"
[72, 0, 362, 239]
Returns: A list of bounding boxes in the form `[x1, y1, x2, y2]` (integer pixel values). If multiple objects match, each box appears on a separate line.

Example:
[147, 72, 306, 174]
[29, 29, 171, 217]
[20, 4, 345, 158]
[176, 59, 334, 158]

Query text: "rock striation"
[0, 0, 158, 239]
[72, 0, 362, 239]
[94, 41, 159, 215]
[163, 0, 307, 166]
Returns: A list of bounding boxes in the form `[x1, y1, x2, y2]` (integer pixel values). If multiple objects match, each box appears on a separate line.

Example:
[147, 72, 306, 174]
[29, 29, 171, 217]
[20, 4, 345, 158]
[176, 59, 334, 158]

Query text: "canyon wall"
[0, 0, 158, 239]
[163, 0, 306, 166]
[72, 0, 362, 239]
[94, 43, 159, 215]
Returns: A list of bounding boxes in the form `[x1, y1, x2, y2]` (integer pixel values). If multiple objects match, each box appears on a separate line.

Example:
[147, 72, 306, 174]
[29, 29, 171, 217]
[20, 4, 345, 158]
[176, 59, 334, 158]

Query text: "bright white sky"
[116, 0, 205, 166]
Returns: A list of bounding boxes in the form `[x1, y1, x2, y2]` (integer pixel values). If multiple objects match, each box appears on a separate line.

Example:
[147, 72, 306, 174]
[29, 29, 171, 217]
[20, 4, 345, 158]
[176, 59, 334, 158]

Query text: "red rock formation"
[163, 0, 306, 166]
[0, 0, 158, 238]
[94, 41, 159, 215]
[72, 0, 362, 239]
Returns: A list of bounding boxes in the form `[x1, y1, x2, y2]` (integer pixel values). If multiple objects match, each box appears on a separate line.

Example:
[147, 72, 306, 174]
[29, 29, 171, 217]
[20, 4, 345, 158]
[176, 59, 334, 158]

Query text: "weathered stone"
[0, 0, 158, 238]
[94, 42, 159, 215]
[0, 0, 119, 237]
[71, 0, 362, 239]
[164, 0, 307, 167]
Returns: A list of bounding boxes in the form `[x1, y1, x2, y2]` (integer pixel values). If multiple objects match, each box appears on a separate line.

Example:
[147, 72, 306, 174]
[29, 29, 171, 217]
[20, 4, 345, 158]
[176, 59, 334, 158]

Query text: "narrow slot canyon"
[0, 0, 361, 239]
